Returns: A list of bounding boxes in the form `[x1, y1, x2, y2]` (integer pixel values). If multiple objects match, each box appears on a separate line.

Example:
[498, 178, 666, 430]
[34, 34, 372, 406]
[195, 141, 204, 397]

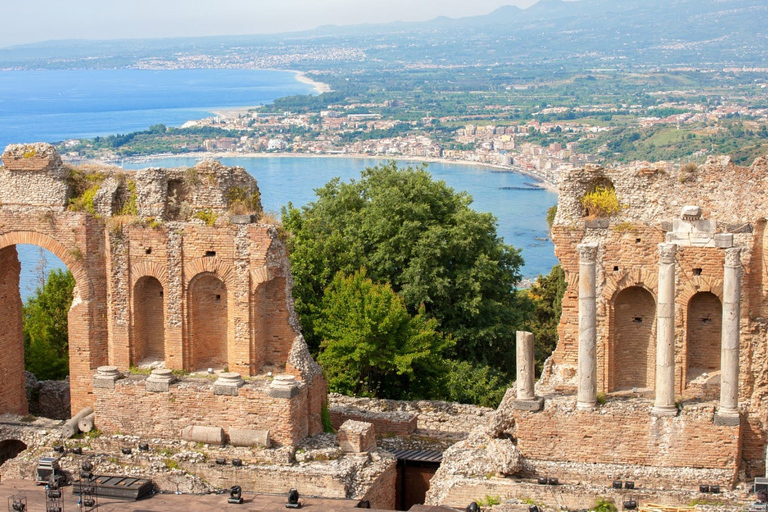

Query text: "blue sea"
[0, 68, 557, 299]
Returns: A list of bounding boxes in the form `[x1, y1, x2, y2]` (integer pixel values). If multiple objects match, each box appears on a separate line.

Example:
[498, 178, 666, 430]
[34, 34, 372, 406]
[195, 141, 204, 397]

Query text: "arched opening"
[1, 244, 74, 418]
[189, 273, 228, 371]
[132, 276, 165, 365]
[612, 286, 656, 391]
[686, 292, 722, 382]
[0, 439, 27, 465]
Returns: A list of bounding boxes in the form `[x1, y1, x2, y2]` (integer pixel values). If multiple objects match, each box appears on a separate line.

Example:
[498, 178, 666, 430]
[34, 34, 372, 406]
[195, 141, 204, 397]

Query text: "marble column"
[718, 247, 742, 421]
[516, 331, 535, 401]
[577, 243, 598, 411]
[653, 243, 677, 416]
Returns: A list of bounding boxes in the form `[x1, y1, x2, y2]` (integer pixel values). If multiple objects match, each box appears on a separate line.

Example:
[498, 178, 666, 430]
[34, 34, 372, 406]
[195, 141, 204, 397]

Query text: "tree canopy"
[316, 269, 450, 399]
[283, 162, 527, 380]
[23, 268, 75, 380]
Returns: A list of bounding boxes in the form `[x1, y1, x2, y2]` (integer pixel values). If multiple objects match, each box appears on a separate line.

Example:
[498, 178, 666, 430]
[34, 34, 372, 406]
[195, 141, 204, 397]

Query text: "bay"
[0, 68, 557, 299]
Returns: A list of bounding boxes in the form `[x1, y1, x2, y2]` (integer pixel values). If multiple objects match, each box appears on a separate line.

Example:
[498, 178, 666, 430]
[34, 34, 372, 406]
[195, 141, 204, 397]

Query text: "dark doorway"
[390, 449, 442, 511]
[0, 439, 27, 465]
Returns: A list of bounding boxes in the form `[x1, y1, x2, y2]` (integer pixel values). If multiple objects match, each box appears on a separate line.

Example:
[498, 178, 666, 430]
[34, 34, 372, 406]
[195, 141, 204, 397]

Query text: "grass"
[193, 209, 218, 227]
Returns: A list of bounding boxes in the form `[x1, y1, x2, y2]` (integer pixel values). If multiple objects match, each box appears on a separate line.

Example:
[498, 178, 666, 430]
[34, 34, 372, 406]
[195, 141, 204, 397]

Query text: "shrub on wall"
[580, 185, 622, 217]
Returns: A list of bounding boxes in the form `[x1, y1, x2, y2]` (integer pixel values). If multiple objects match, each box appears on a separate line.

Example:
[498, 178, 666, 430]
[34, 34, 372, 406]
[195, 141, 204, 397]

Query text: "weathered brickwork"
[0, 143, 326, 447]
[93, 374, 326, 446]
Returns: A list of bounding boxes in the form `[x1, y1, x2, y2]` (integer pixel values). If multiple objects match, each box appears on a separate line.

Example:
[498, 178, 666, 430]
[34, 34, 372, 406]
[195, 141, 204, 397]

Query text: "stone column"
[653, 243, 677, 416]
[577, 243, 598, 411]
[516, 331, 535, 400]
[513, 331, 544, 411]
[717, 248, 742, 424]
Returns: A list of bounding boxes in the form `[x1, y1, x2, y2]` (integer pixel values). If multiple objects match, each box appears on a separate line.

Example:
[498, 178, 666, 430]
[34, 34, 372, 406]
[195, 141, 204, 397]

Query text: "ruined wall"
[0, 143, 326, 447]
[540, 155, 768, 477]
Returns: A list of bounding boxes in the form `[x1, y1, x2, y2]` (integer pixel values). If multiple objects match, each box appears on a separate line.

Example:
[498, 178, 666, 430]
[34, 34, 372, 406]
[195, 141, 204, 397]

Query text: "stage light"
[537, 477, 548, 485]
[710, 485, 720, 494]
[612, 480, 622, 489]
[529, 505, 540, 512]
[71, 447, 82, 455]
[121, 447, 132, 455]
[356, 500, 370, 508]
[228, 485, 243, 504]
[623, 499, 637, 510]
[138, 443, 149, 451]
[466, 503, 480, 512]
[624, 481, 634, 490]
[286, 488, 301, 509]
[216, 458, 226, 465]
[548, 477, 559, 486]
[699, 485, 710, 493]
[232, 459, 243, 467]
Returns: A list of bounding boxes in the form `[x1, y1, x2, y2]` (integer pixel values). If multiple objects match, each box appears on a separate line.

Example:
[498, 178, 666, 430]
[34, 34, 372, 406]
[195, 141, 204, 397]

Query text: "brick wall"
[0, 247, 27, 416]
[94, 375, 320, 446]
[686, 291, 722, 376]
[188, 273, 229, 370]
[362, 459, 397, 509]
[133, 276, 165, 362]
[613, 286, 656, 390]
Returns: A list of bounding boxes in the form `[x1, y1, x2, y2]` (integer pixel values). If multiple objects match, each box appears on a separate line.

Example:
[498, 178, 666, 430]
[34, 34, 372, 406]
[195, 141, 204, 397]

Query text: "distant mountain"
[1, 0, 766, 70]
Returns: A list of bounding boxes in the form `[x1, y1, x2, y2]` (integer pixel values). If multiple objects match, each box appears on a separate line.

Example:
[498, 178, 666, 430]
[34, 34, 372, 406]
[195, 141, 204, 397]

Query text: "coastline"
[210, 70, 332, 118]
[106, 151, 558, 192]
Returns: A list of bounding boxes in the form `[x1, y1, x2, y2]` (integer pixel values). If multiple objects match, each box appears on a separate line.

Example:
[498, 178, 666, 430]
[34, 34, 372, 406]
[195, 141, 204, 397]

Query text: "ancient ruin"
[0, 142, 326, 446]
[426, 154, 768, 507]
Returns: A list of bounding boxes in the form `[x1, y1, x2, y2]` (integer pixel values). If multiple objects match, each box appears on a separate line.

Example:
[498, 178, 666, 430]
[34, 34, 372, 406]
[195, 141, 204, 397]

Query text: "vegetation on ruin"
[193, 208, 218, 226]
[67, 168, 106, 215]
[226, 186, 262, 215]
[591, 498, 618, 512]
[580, 186, 622, 218]
[119, 179, 138, 216]
[283, 162, 529, 404]
[22, 269, 75, 380]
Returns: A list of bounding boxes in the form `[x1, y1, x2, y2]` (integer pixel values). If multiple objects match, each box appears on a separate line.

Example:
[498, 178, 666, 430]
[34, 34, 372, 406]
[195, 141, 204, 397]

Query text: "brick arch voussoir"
[184, 257, 235, 289]
[604, 268, 658, 302]
[0, 231, 90, 297]
[130, 261, 169, 290]
[250, 265, 274, 292]
[679, 276, 724, 305]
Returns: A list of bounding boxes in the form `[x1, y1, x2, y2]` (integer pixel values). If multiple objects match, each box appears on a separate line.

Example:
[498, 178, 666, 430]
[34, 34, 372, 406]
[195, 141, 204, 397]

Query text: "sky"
[0, 0, 545, 48]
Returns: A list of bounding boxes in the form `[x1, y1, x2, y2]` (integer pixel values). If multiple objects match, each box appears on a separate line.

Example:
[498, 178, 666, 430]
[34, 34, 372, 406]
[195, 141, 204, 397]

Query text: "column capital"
[724, 247, 742, 269]
[577, 243, 599, 262]
[658, 243, 677, 264]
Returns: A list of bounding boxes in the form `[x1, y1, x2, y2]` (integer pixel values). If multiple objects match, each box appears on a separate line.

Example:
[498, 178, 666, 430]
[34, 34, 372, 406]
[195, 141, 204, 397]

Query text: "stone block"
[228, 428, 271, 448]
[267, 374, 300, 399]
[146, 368, 176, 393]
[92, 366, 123, 389]
[213, 372, 244, 396]
[714, 233, 734, 248]
[1, 143, 63, 173]
[338, 420, 376, 453]
[181, 425, 225, 445]
[584, 219, 609, 229]
[230, 214, 256, 224]
[714, 413, 740, 427]
[513, 397, 544, 412]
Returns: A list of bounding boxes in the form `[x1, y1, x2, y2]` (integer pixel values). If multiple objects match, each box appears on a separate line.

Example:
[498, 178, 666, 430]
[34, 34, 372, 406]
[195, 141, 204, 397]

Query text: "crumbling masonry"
[0, 143, 326, 447]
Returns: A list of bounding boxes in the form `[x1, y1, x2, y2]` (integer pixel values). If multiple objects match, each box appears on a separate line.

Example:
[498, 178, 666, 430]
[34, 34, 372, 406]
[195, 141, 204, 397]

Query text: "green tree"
[23, 269, 75, 380]
[523, 265, 566, 373]
[316, 269, 450, 399]
[283, 162, 527, 378]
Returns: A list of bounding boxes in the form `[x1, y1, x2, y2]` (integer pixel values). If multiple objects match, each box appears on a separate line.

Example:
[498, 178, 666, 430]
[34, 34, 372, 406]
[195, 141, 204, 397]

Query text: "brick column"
[717, 247, 742, 424]
[653, 243, 677, 416]
[577, 243, 598, 411]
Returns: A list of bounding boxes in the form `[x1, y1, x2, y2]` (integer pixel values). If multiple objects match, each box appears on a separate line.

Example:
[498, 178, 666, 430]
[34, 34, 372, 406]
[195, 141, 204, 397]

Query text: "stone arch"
[183, 257, 235, 289]
[604, 268, 658, 304]
[678, 275, 723, 305]
[609, 286, 657, 392]
[187, 272, 229, 371]
[685, 291, 722, 383]
[132, 276, 165, 365]
[130, 261, 169, 290]
[0, 231, 89, 297]
[0, 439, 27, 465]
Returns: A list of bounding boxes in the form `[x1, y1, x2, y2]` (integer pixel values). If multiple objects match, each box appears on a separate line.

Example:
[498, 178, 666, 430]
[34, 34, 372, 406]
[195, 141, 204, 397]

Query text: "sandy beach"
[210, 71, 332, 119]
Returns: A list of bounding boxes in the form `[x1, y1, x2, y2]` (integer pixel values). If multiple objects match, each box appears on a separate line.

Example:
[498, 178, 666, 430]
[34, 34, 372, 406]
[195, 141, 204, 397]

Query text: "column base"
[651, 405, 678, 417]
[714, 412, 740, 426]
[513, 397, 544, 412]
[576, 400, 596, 411]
